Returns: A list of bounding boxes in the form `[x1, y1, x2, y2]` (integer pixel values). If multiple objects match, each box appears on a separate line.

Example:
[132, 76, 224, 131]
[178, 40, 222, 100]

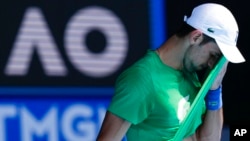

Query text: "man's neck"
[156, 35, 188, 70]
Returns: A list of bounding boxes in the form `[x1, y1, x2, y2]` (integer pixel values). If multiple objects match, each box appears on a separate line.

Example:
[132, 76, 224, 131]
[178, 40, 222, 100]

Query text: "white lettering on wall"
[64, 6, 128, 77]
[4, 6, 128, 78]
[61, 104, 95, 141]
[20, 107, 58, 141]
[0, 105, 17, 141]
[4, 7, 67, 76]
[0, 103, 106, 141]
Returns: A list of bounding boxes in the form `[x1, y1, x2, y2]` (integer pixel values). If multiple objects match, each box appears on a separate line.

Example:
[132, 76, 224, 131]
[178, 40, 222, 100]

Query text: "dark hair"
[176, 22, 215, 45]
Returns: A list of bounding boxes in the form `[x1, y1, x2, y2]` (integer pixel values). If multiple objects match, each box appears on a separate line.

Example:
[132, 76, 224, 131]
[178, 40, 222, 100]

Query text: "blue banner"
[0, 97, 110, 141]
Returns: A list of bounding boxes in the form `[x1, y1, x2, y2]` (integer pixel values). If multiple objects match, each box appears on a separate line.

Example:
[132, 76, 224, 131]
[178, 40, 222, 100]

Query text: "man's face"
[183, 41, 222, 72]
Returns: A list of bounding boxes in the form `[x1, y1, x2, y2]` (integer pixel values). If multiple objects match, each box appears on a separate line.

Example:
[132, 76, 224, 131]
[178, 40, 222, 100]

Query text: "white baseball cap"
[184, 3, 245, 63]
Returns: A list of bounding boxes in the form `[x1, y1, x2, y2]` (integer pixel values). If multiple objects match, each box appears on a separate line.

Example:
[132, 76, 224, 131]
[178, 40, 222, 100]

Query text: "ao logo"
[5, 6, 128, 77]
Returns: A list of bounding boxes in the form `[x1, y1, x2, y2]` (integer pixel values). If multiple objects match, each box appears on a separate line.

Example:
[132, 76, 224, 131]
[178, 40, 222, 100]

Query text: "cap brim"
[216, 40, 245, 63]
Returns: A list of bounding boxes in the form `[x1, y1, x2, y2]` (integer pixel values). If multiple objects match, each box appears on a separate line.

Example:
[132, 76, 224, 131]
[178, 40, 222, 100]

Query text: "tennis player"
[97, 3, 245, 141]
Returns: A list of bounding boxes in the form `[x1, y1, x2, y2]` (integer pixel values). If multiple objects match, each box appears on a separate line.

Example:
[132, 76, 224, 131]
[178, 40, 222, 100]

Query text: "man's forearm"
[196, 108, 223, 141]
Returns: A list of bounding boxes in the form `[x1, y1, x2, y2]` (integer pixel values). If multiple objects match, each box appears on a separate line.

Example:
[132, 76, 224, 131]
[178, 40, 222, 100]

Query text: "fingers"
[210, 61, 229, 90]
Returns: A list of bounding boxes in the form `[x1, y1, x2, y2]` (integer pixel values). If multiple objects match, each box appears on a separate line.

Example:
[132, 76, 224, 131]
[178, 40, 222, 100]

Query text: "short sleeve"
[108, 66, 154, 124]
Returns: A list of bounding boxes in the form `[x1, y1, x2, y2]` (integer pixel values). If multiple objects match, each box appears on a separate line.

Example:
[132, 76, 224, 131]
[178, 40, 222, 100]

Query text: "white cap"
[184, 3, 245, 63]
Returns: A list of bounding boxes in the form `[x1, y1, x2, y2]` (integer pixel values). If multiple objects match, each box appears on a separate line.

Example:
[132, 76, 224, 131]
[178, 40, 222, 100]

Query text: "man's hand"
[210, 61, 229, 90]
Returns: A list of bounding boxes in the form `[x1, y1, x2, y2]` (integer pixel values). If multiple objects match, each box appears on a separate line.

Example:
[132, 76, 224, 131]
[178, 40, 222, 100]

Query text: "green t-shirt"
[108, 50, 206, 141]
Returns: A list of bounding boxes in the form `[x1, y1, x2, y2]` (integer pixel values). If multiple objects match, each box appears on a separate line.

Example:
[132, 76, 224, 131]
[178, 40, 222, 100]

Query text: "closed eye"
[210, 52, 222, 60]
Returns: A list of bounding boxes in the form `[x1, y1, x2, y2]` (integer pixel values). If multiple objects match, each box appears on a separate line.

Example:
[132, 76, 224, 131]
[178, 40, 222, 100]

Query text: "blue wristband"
[205, 86, 222, 110]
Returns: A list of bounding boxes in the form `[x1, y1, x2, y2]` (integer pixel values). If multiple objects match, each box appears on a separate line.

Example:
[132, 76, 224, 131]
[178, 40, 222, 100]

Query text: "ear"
[189, 30, 203, 45]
